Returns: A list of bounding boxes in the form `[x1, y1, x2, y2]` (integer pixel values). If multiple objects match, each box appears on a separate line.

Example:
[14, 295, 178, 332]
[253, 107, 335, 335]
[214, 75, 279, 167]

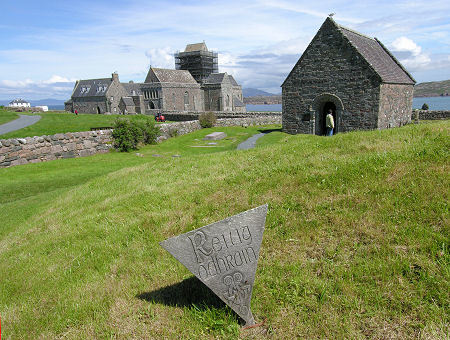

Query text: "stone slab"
[203, 132, 227, 140]
[160, 204, 268, 326]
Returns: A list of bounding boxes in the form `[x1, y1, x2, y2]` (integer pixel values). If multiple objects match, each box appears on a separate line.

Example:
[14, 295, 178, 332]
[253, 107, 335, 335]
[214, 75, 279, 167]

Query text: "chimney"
[112, 72, 119, 82]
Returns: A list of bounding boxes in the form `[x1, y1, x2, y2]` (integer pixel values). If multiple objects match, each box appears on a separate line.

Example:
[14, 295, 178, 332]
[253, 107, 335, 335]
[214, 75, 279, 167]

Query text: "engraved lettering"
[234, 251, 243, 266]
[246, 247, 256, 261]
[222, 234, 230, 249]
[211, 237, 222, 252]
[216, 256, 228, 272]
[226, 255, 235, 268]
[199, 264, 208, 279]
[241, 226, 252, 244]
[188, 231, 212, 263]
[207, 260, 217, 276]
[230, 229, 240, 245]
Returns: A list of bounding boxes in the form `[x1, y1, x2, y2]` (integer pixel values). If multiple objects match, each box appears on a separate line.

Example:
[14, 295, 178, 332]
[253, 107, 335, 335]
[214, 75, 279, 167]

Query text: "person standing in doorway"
[74, 109, 78, 116]
[326, 109, 334, 136]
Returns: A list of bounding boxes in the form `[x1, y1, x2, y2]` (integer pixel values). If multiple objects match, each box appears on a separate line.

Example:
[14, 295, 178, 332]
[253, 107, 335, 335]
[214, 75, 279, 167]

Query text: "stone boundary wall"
[153, 111, 282, 122]
[412, 110, 450, 121]
[0, 130, 113, 168]
[157, 116, 281, 142]
[0, 116, 281, 168]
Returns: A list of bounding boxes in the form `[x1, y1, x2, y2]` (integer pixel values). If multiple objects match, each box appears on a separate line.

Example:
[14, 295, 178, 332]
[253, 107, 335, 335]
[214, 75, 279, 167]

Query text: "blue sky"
[0, 0, 449, 100]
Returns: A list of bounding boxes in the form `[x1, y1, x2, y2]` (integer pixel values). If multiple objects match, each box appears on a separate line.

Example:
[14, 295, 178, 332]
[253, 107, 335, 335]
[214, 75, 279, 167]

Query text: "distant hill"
[30, 99, 66, 106]
[243, 88, 279, 97]
[414, 80, 450, 97]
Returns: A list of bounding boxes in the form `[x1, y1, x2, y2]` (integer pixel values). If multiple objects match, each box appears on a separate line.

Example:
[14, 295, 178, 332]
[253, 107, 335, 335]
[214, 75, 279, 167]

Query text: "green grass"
[0, 121, 448, 339]
[0, 109, 19, 125]
[0, 109, 168, 138]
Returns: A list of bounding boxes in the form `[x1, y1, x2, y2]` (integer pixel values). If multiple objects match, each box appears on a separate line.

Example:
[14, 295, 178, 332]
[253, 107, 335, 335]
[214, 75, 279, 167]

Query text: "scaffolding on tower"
[175, 42, 218, 84]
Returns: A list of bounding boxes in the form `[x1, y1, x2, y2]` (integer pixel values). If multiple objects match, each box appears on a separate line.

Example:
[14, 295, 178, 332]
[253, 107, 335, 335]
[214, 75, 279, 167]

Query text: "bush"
[134, 118, 160, 145]
[112, 118, 142, 152]
[421, 103, 429, 110]
[112, 117, 160, 152]
[199, 111, 217, 128]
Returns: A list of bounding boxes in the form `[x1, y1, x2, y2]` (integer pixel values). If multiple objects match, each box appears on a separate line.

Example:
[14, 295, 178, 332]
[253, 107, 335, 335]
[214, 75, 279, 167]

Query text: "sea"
[246, 96, 450, 112]
[47, 96, 450, 112]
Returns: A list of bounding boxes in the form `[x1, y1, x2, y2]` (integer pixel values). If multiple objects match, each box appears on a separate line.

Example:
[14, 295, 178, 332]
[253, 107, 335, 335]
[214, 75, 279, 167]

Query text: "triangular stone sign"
[160, 204, 268, 326]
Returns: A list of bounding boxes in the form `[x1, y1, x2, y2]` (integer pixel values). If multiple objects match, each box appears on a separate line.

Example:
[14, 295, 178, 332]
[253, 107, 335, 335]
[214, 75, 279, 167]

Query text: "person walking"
[74, 109, 78, 116]
[326, 109, 334, 136]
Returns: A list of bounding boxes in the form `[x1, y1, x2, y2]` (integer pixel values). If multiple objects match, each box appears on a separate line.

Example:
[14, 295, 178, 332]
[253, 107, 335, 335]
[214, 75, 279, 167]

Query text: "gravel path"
[0, 114, 41, 135]
[237, 132, 266, 150]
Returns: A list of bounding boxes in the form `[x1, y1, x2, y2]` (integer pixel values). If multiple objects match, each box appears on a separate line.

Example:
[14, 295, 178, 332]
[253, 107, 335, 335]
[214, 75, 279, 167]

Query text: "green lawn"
[0, 109, 19, 125]
[0, 109, 167, 138]
[0, 122, 448, 339]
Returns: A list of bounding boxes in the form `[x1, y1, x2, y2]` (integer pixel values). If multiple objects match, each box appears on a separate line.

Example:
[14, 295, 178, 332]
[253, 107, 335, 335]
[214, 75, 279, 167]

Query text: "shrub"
[112, 117, 160, 152]
[421, 103, 429, 110]
[199, 111, 217, 128]
[134, 118, 160, 145]
[112, 118, 142, 152]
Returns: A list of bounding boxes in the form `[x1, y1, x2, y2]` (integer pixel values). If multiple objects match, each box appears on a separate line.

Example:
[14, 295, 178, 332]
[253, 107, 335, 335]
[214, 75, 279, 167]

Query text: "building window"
[226, 95, 230, 107]
[184, 92, 189, 105]
[172, 93, 176, 110]
[111, 96, 114, 101]
[114, 107, 117, 112]
[193, 96, 195, 110]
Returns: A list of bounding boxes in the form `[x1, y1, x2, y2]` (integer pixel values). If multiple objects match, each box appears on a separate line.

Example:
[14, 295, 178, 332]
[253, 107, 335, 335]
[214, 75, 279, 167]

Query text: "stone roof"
[150, 68, 198, 84]
[228, 75, 239, 86]
[282, 17, 415, 87]
[184, 42, 208, 52]
[72, 78, 112, 97]
[203, 73, 234, 85]
[121, 96, 135, 107]
[122, 82, 143, 96]
[338, 24, 415, 85]
[233, 96, 245, 107]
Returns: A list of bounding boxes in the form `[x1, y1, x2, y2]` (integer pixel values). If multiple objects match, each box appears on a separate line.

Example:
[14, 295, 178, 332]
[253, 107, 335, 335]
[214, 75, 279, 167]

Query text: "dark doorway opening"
[320, 101, 337, 135]
[149, 102, 155, 109]
[97, 106, 101, 114]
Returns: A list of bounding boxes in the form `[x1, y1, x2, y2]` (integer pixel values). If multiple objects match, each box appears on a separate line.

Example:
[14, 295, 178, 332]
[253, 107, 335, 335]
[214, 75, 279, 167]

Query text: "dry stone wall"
[414, 110, 450, 121]
[0, 130, 113, 168]
[157, 116, 281, 142]
[0, 116, 281, 168]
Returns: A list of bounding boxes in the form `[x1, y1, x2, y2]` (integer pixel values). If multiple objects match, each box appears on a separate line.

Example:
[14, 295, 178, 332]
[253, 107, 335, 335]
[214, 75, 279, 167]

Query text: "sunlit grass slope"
[0, 109, 19, 125]
[0, 121, 448, 339]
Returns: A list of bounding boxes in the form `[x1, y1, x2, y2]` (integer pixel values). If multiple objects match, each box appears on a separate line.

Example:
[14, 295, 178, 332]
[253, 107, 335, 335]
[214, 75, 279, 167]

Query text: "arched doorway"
[321, 101, 336, 135]
[149, 101, 155, 109]
[97, 106, 101, 114]
[313, 93, 344, 136]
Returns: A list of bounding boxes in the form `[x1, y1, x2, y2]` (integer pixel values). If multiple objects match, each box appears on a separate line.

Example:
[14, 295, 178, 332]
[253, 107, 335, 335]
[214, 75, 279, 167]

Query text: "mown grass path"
[0, 121, 448, 339]
[0, 114, 41, 135]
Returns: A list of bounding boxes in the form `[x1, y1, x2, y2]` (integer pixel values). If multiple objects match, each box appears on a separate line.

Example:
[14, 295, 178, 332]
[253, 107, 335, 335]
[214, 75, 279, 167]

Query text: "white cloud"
[145, 47, 175, 69]
[43, 75, 78, 84]
[390, 37, 431, 71]
[0, 76, 75, 100]
[391, 37, 422, 56]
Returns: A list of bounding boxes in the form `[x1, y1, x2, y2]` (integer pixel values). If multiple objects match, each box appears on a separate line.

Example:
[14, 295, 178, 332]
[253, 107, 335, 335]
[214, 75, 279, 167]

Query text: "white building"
[8, 99, 31, 108]
[36, 106, 49, 112]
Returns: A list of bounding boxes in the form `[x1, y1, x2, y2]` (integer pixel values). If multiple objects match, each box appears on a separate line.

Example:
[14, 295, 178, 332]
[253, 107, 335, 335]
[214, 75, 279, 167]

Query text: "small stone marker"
[160, 204, 268, 326]
[203, 132, 227, 140]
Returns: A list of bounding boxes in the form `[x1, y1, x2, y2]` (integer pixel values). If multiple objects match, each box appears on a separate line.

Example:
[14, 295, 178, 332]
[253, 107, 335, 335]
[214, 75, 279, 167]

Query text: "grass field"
[0, 109, 19, 125]
[0, 121, 448, 339]
[0, 109, 167, 138]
